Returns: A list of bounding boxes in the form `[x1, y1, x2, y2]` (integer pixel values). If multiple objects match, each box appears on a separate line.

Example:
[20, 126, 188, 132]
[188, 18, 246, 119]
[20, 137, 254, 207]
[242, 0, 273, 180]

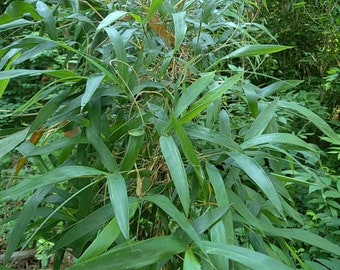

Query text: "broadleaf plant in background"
[0, 0, 339, 269]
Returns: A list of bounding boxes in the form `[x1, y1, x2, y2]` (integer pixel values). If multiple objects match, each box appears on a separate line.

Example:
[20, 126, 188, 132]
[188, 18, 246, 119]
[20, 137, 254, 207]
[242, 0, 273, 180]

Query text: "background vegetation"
[0, 0, 339, 269]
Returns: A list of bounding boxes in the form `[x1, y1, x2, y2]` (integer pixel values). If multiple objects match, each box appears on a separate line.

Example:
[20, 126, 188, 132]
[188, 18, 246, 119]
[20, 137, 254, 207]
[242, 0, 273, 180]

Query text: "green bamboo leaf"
[67, 0, 79, 12]
[227, 190, 262, 230]
[4, 1, 40, 21]
[120, 128, 144, 172]
[78, 200, 138, 262]
[143, 195, 202, 249]
[0, 50, 21, 98]
[259, 80, 303, 98]
[278, 101, 340, 144]
[206, 163, 234, 255]
[27, 137, 88, 156]
[185, 124, 242, 152]
[229, 152, 283, 214]
[78, 218, 120, 263]
[241, 133, 318, 152]
[180, 73, 242, 124]
[173, 11, 187, 51]
[0, 19, 36, 31]
[0, 166, 104, 201]
[36, 1, 57, 40]
[4, 186, 52, 264]
[81, 74, 105, 111]
[243, 82, 259, 117]
[28, 89, 71, 135]
[219, 109, 232, 137]
[104, 27, 129, 84]
[172, 117, 204, 184]
[96, 11, 128, 31]
[183, 249, 201, 270]
[107, 173, 129, 239]
[173, 72, 215, 118]
[0, 128, 28, 159]
[144, 0, 165, 23]
[86, 125, 118, 172]
[68, 236, 186, 270]
[52, 205, 114, 251]
[160, 136, 190, 215]
[13, 42, 56, 65]
[263, 226, 340, 256]
[245, 100, 278, 141]
[227, 44, 293, 58]
[202, 241, 293, 270]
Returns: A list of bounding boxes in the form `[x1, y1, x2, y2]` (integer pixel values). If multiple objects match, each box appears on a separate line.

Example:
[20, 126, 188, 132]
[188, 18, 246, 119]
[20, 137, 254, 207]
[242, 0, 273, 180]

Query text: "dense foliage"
[0, 0, 340, 269]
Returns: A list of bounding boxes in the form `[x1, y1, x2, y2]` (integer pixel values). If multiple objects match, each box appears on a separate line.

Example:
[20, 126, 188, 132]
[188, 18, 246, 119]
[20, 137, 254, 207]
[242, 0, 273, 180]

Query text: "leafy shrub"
[1, 0, 340, 269]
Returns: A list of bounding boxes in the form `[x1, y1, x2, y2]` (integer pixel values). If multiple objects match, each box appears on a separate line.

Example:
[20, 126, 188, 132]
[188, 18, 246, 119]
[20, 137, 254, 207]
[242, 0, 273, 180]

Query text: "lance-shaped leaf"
[258, 80, 303, 98]
[0, 166, 104, 201]
[36, 1, 57, 40]
[81, 74, 105, 111]
[160, 135, 190, 215]
[107, 173, 129, 239]
[120, 128, 144, 172]
[228, 152, 283, 214]
[180, 73, 242, 124]
[0, 128, 28, 159]
[173, 11, 187, 51]
[96, 10, 128, 31]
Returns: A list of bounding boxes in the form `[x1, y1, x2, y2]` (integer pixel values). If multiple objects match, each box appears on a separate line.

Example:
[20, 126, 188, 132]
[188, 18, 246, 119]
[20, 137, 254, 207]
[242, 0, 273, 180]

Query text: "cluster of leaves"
[261, 0, 340, 79]
[1, 0, 340, 269]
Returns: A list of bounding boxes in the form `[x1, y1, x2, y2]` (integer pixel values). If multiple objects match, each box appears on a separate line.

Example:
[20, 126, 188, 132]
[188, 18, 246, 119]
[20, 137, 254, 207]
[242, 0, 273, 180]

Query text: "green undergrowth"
[0, 0, 340, 269]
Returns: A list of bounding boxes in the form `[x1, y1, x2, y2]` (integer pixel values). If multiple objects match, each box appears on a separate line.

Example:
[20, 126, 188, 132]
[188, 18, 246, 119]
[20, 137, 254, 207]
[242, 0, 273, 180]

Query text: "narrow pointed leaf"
[81, 74, 105, 111]
[0, 128, 28, 159]
[227, 45, 293, 58]
[68, 236, 185, 270]
[52, 205, 114, 251]
[96, 11, 128, 31]
[120, 128, 144, 172]
[228, 152, 283, 213]
[160, 136, 190, 215]
[107, 173, 129, 239]
[184, 249, 201, 270]
[36, 1, 57, 40]
[202, 241, 293, 270]
[86, 125, 118, 172]
[245, 100, 278, 141]
[180, 73, 242, 124]
[278, 101, 340, 143]
[0, 166, 104, 201]
[173, 11, 187, 51]
[173, 72, 215, 118]
[5, 187, 51, 263]
[144, 195, 202, 248]
[259, 80, 303, 98]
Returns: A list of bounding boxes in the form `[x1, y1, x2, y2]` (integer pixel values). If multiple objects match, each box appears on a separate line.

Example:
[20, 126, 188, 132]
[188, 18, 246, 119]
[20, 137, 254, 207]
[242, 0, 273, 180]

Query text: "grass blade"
[107, 172, 130, 239]
[96, 11, 128, 31]
[160, 135, 190, 215]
